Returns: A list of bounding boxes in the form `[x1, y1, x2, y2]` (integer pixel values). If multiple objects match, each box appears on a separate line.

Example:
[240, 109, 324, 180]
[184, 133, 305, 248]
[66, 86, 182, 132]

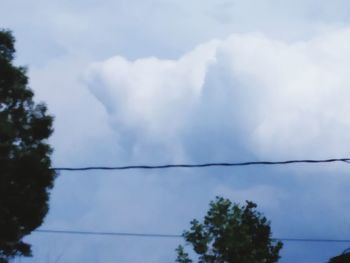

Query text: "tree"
[0, 29, 56, 262]
[327, 252, 350, 263]
[176, 197, 283, 263]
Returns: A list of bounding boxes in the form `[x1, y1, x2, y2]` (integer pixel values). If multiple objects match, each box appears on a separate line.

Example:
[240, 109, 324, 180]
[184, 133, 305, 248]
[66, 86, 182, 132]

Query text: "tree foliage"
[176, 197, 283, 263]
[0, 29, 56, 262]
[328, 252, 350, 263]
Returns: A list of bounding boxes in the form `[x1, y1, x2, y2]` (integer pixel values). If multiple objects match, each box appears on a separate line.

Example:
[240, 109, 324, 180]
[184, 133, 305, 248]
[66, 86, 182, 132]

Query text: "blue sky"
[2, 1, 350, 262]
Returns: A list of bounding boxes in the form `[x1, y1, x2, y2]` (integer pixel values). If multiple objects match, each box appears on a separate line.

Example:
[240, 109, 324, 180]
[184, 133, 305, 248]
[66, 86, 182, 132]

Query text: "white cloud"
[85, 41, 218, 140]
[85, 27, 350, 162]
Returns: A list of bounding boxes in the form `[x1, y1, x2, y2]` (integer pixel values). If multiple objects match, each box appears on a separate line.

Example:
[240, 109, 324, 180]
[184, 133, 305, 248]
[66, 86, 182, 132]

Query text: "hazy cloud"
[86, 27, 350, 162]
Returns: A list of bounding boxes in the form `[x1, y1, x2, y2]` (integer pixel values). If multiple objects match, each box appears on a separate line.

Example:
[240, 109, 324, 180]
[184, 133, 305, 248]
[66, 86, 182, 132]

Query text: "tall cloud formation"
[86, 27, 350, 163]
[7, 19, 347, 263]
[82, 29, 350, 262]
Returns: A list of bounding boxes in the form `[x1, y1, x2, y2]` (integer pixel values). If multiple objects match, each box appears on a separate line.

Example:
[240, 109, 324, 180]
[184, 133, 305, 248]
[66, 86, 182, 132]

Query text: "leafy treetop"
[176, 197, 283, 263]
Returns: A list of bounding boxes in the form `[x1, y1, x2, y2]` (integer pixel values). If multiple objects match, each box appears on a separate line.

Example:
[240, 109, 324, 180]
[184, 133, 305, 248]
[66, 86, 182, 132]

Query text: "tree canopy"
[0, 29, 56, 262]
[176, 197, 283, 263]
[328, 252, 350, 263]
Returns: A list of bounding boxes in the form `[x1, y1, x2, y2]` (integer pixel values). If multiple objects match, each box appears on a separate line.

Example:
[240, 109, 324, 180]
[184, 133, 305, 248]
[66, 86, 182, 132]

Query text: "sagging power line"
[53, 158, 350, 172]
[35, 229, 350, 244]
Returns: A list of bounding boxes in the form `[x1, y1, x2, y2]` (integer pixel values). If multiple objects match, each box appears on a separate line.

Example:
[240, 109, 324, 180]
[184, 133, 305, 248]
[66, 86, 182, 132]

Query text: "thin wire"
[35, 229, 180, 238]
[274, 238, 350, 243]
[53, 158, 350, 171]
[35, 229, 350, 243]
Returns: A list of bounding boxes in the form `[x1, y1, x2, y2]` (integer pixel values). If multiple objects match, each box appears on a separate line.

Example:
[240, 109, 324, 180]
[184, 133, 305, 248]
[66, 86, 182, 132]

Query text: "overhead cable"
[35, 229, 180, 238]
[53, 158, 350, 172]
[35, 229, 350, 243]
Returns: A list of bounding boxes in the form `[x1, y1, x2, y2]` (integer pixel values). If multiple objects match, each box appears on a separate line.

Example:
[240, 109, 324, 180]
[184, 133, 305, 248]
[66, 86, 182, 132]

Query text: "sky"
[1, 1, 350, 262]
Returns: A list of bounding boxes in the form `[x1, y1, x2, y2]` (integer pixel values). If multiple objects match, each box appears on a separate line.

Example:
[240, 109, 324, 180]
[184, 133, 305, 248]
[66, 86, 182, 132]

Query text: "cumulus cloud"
[86, 41, 217, 137]
[80, 29, 350, 263]
[13, 26, 349, 263]
[85, 27, 350, 162]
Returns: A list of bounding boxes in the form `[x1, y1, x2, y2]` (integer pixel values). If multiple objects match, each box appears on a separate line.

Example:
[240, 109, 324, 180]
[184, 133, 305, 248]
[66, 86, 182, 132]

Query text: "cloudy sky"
[2, 1, 350, 262]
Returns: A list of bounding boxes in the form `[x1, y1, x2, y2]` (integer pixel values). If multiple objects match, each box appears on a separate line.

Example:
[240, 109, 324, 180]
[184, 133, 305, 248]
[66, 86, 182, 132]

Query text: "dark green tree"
[176, 197, 283, 263]
[327, 252, 350, 263]
[0, 29, 56, 262]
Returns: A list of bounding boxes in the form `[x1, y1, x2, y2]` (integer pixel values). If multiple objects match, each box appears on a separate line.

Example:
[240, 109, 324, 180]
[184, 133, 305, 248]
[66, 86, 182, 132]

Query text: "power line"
[276, 238, 350, 243]
[35, 229, 350, 243]
[35, 229, 180, 238]
[53, 158, 350, 171]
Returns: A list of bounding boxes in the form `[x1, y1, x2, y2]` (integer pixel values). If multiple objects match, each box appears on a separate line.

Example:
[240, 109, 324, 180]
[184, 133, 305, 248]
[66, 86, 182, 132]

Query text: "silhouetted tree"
[176, 197, 283, 263]
[328, 252, 350, 263]
[0, 29, 56, 262]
